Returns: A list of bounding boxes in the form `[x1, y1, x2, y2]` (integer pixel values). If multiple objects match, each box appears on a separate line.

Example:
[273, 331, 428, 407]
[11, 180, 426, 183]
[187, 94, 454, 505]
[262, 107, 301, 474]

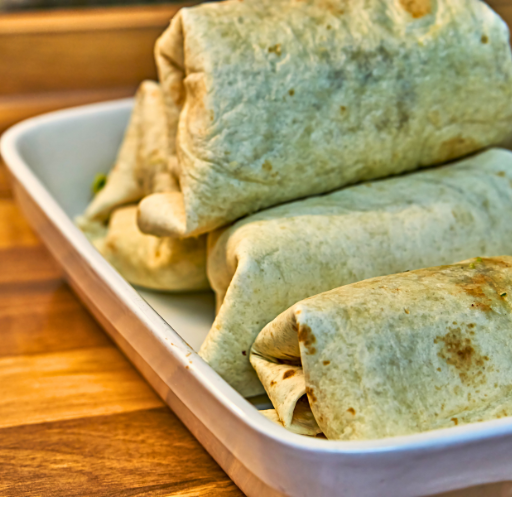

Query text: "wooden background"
[0, 1, 243, 497]
[1, 0, 512, 497]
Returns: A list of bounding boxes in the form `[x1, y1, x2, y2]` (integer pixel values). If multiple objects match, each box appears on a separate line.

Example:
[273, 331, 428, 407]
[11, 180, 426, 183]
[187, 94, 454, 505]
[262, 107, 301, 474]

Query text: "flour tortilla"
[251, 256, 512, 440]
[93, 205, 208, 291]
[76, 80, 177, 234]
[201, 149, 512, 396]
[76, 81, 208, 291]
[138, 0, 512, 238]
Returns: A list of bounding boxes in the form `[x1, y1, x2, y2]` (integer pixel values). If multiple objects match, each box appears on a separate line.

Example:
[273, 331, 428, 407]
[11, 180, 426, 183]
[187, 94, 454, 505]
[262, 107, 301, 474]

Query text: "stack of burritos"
[78, 0, 512, 440]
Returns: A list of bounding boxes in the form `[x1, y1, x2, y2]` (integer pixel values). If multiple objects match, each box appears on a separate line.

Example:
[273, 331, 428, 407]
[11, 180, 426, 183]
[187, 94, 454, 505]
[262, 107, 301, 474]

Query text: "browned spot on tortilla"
[434, 136, 479, 164]
[283, 369, 296, 380]
[242, 350, 247, 356]
[340, 106, 346, 114]
[497, 171, 506, 177]
[458, 258, 512, 314]
[169, 78, 186, 107]
[270, 380, 276, 387]
[404, 308, 410, 314]
[288, 89, 295, 96]
[347, 407, 356, 415]
[481, 35, 489, 44]
[306, 386, 317, 404]
[323, 360, 330, 366]
[399, 0, 431, 18]
[471, 303, 492, 312]
[298, 324, 317, 355]
[268, 44, 282, 56]
[451, 417, 458, 426]
[262, 160, 273, 172]
[185, 366, 189, 370]
[436, 327, 490, 385]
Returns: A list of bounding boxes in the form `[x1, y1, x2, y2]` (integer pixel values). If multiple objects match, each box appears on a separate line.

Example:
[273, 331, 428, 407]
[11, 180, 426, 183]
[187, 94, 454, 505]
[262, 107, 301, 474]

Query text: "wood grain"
[0, 279, 112, 358]
[0, 346, 164, 429]
[0, 408, 242, 497]
[0, 179, 242, 495]
[0, 3, 195, 132]
[0, 198, 40, 248]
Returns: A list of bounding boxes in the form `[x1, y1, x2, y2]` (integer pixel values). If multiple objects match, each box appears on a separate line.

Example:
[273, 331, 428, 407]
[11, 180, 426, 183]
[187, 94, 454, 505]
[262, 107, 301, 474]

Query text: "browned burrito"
[201, 149, 512, 397]
[251, 257, 512, 440]
[138, 0, 512, 238]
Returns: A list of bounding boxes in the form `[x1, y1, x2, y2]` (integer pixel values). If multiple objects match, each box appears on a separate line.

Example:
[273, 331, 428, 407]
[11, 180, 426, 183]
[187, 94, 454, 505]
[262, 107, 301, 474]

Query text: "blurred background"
[0, 0, 199, 135]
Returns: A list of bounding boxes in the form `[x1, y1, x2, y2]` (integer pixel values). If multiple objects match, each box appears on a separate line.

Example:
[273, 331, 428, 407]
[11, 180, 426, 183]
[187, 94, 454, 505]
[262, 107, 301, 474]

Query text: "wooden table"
[0, 159, 243, 497]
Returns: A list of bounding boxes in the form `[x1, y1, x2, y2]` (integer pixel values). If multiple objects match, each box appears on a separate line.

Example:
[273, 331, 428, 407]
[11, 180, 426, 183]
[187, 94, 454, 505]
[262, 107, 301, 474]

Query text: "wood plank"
[0, 198, 40, 248]
[0, 87, 135, 134]
[0, 246, 61, 284]
[0, 346, 163, 429]
[0, 278, 112, 358]
[0, 4, 194, 35]
[0, 160, 12, 198]
[0, 4, 194, 97]
[0, 408, 242, 497]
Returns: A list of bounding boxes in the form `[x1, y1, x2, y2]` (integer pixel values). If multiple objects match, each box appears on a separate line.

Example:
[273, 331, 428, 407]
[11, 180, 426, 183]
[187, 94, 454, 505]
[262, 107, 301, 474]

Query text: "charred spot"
[283, 369, 296, 380]
[434, 136, 478, 165]
[340, 105, 347, 114]
[435, 327, 490, 385]
[268, 44, 282, 57]
[262, 160, 273, 172]
[481, 35, 489, 44]
[497, 171, 506, 177]
[306, 386, 318, 404]
[323, 360, 330, 366]
[242, 351, 247, 356]
[298, 324, 317, 355]
[451, 417, 458, 426]
[471, 303, 492, 312]
[399, 0, 431, 18]
[270, 380, 276, 387]
[288, 89, 295, 96]
[459, 258, 512, 314]
[347, 407, 356, 416]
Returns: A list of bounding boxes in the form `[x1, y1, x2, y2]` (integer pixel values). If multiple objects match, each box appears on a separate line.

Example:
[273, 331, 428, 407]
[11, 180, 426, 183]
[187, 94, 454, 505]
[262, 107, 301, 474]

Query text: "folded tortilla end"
[137, 191, 188, 237]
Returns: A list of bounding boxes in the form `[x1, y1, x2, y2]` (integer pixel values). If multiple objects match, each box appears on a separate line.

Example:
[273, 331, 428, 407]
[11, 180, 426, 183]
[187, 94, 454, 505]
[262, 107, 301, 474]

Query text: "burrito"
[76, 81, 208, 292]
[201, 149, 512, 397]
[93, 205, 208, 291]
[76, 80, 176, 234]
[251, 256, 512, 440]
[138, 0, 512, 238]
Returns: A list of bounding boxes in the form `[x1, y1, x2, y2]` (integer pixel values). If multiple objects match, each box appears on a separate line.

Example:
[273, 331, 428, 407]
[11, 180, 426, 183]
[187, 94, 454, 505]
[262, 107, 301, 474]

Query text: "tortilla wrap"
[93, 205, 208, 291]
[138, 0, 512, 238]
[76, 80, 176, 234]
[76, 81, 208, 291]
[251, 256, 512, 440]
[201, 149, 512, 396]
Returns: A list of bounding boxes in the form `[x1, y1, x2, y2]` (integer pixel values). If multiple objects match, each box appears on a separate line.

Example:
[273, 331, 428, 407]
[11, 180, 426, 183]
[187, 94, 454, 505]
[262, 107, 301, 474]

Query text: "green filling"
[91, 173, 107, 195]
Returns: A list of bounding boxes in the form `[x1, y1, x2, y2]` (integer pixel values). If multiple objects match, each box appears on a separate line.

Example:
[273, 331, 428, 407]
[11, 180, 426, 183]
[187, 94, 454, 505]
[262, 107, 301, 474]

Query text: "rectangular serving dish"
[3, 98, 512, 496]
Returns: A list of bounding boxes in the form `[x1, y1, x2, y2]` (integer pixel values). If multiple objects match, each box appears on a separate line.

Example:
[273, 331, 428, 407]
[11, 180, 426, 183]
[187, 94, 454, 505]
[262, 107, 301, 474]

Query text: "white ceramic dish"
[4, 99, 512, 497]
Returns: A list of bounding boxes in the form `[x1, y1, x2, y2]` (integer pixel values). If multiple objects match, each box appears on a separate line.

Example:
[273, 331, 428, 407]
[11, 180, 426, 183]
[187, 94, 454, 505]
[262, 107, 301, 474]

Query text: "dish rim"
[3, 97, 512, 459]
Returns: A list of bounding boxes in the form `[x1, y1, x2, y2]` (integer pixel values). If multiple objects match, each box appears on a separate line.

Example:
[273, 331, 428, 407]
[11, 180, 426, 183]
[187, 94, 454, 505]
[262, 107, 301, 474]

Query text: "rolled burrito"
[138, 0, 512, 238]
[76, 80, 177, 234]
[201, 149, 512, 397]
[76, 81, 208, 292]
[251, 256, 512, 440]
[93, 205, 208, 291]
